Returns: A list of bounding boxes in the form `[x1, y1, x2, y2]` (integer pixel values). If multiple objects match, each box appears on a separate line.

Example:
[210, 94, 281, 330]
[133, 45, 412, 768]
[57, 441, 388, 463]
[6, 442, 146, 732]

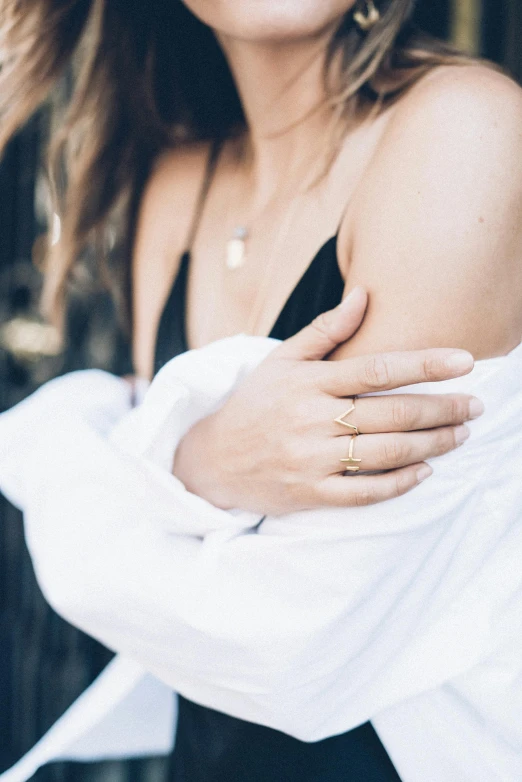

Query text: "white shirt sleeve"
[0, 335, 521, 779]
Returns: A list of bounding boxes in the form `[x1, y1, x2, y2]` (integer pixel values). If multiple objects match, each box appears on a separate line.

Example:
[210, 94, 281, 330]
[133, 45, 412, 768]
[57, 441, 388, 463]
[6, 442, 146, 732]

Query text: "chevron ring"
[333, 399, 360, 436]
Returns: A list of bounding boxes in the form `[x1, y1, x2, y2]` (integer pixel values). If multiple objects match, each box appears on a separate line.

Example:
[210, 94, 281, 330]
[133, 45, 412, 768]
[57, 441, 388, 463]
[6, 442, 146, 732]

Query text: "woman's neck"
[218, 30, 337, 203]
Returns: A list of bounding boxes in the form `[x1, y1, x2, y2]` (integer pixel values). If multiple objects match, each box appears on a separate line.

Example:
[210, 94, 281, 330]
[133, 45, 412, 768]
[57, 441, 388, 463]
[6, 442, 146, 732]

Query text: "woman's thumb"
[275, 286, 368, 361]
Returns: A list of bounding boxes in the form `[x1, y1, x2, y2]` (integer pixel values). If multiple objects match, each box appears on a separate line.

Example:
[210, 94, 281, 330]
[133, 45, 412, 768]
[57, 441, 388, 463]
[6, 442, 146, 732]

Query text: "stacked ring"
[333, 399, 359, 435]
[340, 435, 361, 473]
[334, 399, 362, 472]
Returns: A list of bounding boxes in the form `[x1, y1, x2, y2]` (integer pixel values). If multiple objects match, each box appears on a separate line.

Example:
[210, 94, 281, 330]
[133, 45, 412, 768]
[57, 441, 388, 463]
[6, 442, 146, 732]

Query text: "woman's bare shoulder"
[132, 141, 211, 378]
[390, 62, 522, 128]
[339, 64, 522, 361]
[134, 141, 212, 262]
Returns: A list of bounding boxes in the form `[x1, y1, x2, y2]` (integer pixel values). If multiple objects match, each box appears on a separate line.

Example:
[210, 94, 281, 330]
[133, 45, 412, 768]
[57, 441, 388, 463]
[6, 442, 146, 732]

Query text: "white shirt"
[0, 335, 521, 782]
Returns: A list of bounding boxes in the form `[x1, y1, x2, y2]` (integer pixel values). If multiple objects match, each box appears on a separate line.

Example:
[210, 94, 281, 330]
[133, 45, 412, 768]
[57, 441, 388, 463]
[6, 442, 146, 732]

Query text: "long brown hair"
[0, 0, 473, 330]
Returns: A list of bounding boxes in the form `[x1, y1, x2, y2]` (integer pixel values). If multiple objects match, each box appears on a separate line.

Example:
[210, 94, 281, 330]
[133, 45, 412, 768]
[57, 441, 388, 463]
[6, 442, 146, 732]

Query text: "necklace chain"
[224, 138, 314, 272]
[242, 190, 306, 336]
[223, 134, 330, 335]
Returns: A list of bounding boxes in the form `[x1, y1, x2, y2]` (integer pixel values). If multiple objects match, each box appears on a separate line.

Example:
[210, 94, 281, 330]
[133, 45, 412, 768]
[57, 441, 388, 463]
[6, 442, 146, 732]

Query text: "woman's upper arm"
[336, 65, 522, 362]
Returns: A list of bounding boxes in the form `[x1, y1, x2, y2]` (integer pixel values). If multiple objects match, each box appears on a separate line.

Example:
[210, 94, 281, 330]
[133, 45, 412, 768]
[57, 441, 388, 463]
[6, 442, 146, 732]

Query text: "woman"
[1, 1, 522, 781]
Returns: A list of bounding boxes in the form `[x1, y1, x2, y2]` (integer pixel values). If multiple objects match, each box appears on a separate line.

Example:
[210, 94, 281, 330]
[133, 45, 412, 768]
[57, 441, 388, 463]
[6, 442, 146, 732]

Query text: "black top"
[152, 156, 401, 781]
[154, 235, 344, 376]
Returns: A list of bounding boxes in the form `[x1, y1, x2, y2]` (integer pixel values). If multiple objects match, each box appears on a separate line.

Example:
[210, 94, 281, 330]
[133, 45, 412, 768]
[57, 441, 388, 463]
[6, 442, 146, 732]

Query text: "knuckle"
[382, 438, 410, 466]
[363, 356, 391, 389]
[394, 469, 415, 497]
[440, 430, 456, 454]
[354, 485, 376, 507]
[422, 354, 445, 382]
[427, 429, 453, 457]
[310, 313, 337, 347]
[448, 396, 467, 423]
[448, 396, 462, 422]
[391, 397, 418, 430]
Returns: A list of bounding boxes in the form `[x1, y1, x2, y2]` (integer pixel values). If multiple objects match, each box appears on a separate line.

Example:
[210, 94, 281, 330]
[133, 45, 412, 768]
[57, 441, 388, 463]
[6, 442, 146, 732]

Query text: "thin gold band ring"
[340, 434, 362, 472]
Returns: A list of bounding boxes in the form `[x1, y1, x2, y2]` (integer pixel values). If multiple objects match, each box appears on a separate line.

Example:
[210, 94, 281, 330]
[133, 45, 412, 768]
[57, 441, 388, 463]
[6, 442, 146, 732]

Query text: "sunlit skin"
[131, 1, 522, 514]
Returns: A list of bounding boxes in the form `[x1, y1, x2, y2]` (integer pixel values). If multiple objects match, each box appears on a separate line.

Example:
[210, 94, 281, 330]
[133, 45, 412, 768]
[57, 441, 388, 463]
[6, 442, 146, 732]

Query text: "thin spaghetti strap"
[184, 140, 223, 252]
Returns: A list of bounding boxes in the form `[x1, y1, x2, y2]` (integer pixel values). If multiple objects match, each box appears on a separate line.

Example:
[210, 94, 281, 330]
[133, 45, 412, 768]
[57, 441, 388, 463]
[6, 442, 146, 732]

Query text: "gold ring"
[334, 399, 359, 435]
[340, 434, 362, 472]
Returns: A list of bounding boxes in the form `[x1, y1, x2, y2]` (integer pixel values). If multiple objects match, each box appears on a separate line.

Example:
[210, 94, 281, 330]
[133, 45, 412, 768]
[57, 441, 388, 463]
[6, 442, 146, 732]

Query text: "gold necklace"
[245, 170, 330, 335]
[224, 141, 253, 271]
[242, 189, 306, 336]
[223, 134, 330, 334]
[224, 147, 312, 272]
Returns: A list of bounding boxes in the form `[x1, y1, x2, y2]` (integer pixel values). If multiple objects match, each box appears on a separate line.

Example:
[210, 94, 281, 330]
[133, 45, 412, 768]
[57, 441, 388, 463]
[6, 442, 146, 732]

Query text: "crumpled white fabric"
[0, 334, 521, 782]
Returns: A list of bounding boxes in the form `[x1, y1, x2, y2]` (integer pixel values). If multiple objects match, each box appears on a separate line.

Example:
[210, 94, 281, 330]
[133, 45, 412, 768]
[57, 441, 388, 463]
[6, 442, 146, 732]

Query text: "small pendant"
[226, 226, 248, 270]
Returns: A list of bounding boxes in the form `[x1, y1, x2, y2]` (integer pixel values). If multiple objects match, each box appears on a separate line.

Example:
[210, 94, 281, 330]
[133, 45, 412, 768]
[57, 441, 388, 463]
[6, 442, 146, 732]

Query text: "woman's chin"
[181, 0, 354, 43]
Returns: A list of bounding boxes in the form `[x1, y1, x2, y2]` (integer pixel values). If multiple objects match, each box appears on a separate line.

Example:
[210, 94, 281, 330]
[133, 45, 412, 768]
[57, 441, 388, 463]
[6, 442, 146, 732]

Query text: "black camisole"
[152, 156, 401, 782]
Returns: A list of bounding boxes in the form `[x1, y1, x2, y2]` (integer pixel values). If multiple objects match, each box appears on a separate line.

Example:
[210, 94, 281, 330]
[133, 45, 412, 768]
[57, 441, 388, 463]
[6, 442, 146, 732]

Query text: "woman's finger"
[329, 393, 484, 436]
[320, 348, 474, 396]
[274, 287, 368, 361]
[329, 425, 469, 474]
[316, 463, 433, 508]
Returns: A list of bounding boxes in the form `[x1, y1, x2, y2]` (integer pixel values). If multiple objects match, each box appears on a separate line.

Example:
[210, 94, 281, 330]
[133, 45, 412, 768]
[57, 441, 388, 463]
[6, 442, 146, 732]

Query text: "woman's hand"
[173, 288, 484, 515]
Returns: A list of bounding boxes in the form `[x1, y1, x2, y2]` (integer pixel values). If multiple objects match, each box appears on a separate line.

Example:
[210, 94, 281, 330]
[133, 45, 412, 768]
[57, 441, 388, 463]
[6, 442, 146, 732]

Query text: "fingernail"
[455, 424, 470, 445]
[446, 351, 474, 375]
[417, 465, 433, 482]
[468, 398, 485, 419]
[340, 286, 365, 310]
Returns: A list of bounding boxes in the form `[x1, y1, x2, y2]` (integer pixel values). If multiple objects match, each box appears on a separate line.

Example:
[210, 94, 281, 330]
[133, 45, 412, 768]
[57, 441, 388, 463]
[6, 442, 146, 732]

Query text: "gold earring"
[353, 0, 380, 32]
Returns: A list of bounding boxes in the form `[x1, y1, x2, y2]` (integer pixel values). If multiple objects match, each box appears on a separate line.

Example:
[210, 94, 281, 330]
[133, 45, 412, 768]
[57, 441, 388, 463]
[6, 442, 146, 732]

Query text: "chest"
[184, 193, 349, 348]
[153, 235, 346, 375]
[134, 111, 394, 377]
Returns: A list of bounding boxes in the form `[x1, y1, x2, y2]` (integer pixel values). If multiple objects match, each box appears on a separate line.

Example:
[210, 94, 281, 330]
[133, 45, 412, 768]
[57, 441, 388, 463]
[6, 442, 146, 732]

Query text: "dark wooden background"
[0, 2, 520, 780]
